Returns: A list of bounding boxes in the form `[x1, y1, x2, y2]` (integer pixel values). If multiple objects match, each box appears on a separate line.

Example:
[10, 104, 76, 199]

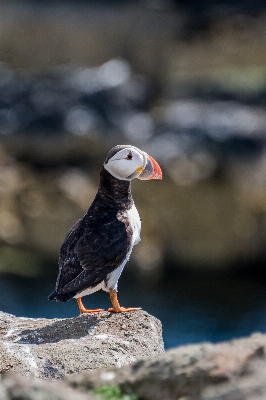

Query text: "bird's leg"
[77, 297, 104, 314]
[108, 290, 141, 313]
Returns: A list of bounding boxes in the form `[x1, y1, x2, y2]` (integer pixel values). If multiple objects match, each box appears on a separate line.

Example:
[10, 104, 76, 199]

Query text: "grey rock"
[67, 333, 266, 400]
[0, 310, 164, 379]
[0, 372, 96, 400]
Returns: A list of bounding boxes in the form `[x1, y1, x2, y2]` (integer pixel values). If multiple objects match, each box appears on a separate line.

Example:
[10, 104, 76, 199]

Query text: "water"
[1, 272, 266, 349]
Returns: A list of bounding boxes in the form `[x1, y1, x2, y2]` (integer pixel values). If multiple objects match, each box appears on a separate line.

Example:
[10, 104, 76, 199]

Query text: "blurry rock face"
[0, 59, 153, 139]
[67, 333, 266, 400]
[0, 310, 164, 379]
[0, 373, 95, 400]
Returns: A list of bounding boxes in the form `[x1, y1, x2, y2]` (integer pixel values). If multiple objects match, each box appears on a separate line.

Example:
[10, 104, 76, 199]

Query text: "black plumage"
[48, 144, 162, 313]
[48, 164, 133, 303]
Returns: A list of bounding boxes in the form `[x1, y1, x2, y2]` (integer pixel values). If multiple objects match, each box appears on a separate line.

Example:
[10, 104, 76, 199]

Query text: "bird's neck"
[96, 167, 133, 210]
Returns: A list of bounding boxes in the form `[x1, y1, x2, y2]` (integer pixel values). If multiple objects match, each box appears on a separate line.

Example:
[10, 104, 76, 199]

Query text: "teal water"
[1, 272, 266, 349]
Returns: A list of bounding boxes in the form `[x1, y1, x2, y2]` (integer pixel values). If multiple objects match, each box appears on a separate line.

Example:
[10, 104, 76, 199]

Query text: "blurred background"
[1, 0, 266, 349]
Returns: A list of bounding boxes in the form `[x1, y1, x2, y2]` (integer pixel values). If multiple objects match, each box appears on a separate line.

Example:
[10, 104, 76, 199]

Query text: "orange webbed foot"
[108, 291, 141, 313]
[81, 308, 104, 313]
[77, 297, 104, 314]
[108, 307, 141, 313]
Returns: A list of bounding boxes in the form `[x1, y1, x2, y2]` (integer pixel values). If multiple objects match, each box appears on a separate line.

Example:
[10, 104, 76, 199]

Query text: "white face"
[104, 147, 147, 181]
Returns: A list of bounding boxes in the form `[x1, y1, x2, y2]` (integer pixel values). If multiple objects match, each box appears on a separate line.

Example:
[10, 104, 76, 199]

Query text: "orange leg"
[77, 297, 104, 314]
[108, 291, 141, 313]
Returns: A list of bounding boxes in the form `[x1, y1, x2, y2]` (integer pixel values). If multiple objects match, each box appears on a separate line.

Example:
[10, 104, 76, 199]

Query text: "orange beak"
[138, 153, 162, 180]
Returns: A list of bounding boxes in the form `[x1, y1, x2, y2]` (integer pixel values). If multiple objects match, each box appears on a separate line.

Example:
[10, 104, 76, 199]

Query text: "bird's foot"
[77, 297, 104, 314]
[108, 291, 141, 312]
[80, 308, 104, 314]
[108, 307, 141, 313]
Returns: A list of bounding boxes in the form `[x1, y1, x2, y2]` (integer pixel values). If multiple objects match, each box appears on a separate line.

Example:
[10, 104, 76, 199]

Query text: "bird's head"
[104, 145, 162, 181]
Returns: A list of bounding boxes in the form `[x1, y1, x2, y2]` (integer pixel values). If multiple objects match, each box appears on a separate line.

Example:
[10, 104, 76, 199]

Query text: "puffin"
[48, 145, 162, 313]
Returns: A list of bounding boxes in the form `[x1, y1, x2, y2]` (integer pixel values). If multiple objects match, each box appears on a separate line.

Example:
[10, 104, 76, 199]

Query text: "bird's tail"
[48, 290, 75, 302]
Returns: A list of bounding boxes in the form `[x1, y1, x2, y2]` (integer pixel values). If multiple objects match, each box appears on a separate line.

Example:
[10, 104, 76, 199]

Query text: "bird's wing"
[57, 217, 131, 294]
[55, 219, 84, 290]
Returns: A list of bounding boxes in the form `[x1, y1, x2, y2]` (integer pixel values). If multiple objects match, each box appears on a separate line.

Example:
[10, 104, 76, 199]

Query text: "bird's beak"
[137, 153, 162, 180]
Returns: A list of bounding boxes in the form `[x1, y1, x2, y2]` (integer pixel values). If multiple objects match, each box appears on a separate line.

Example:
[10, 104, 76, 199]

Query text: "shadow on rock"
[17, 315, 99, 344]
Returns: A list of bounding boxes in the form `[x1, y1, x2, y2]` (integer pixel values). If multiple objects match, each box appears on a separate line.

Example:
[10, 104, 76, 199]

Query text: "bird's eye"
[126, 153, 133, 160]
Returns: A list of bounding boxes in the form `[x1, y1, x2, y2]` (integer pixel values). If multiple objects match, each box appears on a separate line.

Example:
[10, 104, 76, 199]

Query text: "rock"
[0, 310, 164, 379]
[0, 372, 96, 400]
[67, 333, 266, 400]
[1, 327, 266, 399]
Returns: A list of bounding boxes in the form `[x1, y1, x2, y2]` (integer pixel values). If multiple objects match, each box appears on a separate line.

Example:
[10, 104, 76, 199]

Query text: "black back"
[48, 166, 134, 302]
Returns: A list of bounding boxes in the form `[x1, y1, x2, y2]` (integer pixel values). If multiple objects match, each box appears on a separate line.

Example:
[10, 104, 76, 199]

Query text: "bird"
[48, 144, 162, 314]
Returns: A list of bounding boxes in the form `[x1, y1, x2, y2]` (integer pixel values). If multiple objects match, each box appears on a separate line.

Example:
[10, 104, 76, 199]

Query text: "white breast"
[103, 202, 141, 292]
[127, 202, 142, 246]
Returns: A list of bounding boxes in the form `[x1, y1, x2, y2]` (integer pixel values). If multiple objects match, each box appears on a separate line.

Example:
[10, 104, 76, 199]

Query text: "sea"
[1, 271, 266, 349]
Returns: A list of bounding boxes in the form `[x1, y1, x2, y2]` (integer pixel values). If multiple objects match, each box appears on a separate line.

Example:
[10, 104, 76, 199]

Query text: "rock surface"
[67, 333, 266, 400]
[0, 310, 164, 379]
[1, 330, 266, 399]
[0, 373, 96, 400]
